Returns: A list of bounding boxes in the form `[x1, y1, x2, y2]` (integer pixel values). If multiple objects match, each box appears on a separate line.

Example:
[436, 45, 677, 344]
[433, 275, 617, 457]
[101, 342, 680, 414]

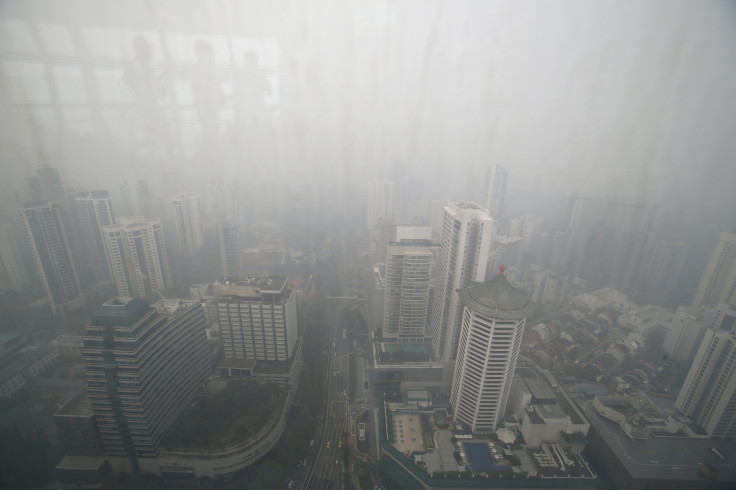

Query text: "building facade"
[171, 194, 204, 257]
[383, 241, 432, 342]
[0, 222, 29, 292]
[20, 200, 84, 316]
[692, 232, 736, 308]
[429, 201, 494, 361]
[216, 276, 298, 361]
[484, 165, 508, 222]
[565, 197, 655, 293]
[102, 219, 172, 299]
[367, 179, 394, 227]
[119, 180, 151, 219]
[82, 298, 211, 472]
[675, 305, 736, 439]
[450, 269, 529, 432]
[216, 220, 241, 279]
[76, 190, 115, 282]
[374, 218, 397, 265]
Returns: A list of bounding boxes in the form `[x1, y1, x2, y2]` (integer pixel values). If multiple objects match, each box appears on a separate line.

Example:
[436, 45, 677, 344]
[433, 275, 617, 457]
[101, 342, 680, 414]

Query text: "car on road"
[338, 441, 342, 448]
[326, 441, 331, 448]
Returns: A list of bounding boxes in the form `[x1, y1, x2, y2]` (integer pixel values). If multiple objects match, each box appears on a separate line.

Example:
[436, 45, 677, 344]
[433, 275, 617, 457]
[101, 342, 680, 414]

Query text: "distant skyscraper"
[374, 218, 397, 264]
[548, 231, 568, 271]
[367, 179, 394, 227]
[217, 220, 241, 279]
[204, 180, 241, 225]
[692, 233, 736, 308]
[76, 191, 115, 282]
[383, 240, 432, 342]
[661, 306, 715, 362]
[0, 222, 29, 293]
[171, 194, 204, 257]
[429, 201, 494, 361]
[215, 276, 298, 361]
[510, 214, 543, 253]
[643, 241, 689, 302]
[675, 305, 736, 439]
[20, 201, 84, 316]
[566, 197, 655, 292]
[451, 268, 529, 432]
[102, 219, 172, 299]
[430, 198, 451, 241]
[119, 180, 151, 219]
[529, 266, 568, 305]
[26, 165, 65, 202]
[82, 297, 211, 471]
[484, 165, 508, 221]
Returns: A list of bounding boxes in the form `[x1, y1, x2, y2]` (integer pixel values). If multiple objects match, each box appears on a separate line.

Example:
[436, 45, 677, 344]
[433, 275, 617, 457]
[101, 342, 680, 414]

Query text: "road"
[302, 301, 352, 490]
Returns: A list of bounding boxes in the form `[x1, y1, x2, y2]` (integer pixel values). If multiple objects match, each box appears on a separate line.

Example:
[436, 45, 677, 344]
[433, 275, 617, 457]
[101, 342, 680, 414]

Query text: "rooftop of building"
[594, 394, 662, 420]
[451, 200, 485, 211]
[214, 275, 289, 299]
[458, 269, 532, 321]
[90, 297, 150, 326]
[379, 394, 603, 487]
[76, 190, 110, 199]
[0, 343, 58, 383]
[524, 377, 557, 403]
[103, 218, 161, 230]
[580, 398, 736, 482]
[387, 240, 433, 252]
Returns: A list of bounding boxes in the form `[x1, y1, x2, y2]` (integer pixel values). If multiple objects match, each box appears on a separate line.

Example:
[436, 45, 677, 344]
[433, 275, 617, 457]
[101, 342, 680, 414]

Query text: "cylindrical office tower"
[450, 266, 530, 433]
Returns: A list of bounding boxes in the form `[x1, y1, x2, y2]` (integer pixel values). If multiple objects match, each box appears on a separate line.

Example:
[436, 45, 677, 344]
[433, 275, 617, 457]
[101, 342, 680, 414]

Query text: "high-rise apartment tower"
[0, 222, 29, 293]
[383, 240, 433, 342]
[171, 194, 204, 257]
[692, 232, 736, 308]
[675, 305, 736, 439]
[484, 166, 508, 221]
[119, 180, 151, 219]
[102, 219, 172, 299]
[20, 200, 84, 316]
[429, 201, 494, 360]
[217, 220, 241, 279]
[76, 190, 115, 282]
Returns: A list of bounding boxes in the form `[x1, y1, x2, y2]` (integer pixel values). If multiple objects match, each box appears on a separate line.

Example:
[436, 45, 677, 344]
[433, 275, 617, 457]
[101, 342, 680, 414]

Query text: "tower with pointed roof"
[450, 266, 531, 432]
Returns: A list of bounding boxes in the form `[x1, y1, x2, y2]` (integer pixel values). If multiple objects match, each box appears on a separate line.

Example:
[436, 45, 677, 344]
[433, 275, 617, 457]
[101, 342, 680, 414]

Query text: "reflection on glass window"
[37, 23, 76, 56]
[52, 65, 87, 104]
[0, 20, 37, 52]
[95, 67, 126, 104]
[1, 60, 50, 103]
[61, 107, 92, 133]
[166, 34, 231, 65]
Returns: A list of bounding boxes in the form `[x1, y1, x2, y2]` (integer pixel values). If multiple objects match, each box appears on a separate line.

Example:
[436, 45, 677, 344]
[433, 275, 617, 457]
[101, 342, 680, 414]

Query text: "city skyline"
[1, 1, 736, 488]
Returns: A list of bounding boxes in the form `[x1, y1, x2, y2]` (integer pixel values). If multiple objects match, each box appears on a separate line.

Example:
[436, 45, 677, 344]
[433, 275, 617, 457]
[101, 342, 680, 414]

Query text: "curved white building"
[450, 268, 530, 433]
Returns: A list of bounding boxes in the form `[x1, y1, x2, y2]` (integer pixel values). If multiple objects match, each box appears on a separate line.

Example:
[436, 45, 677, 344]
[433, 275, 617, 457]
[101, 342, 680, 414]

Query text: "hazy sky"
[1, 0, 735, 227]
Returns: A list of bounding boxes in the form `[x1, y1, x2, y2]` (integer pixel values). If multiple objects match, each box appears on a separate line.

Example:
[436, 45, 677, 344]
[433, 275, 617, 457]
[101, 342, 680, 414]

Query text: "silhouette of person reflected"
[123, 36, 171, 162]
[191, 38, 223, 144]
[232, 50, 272, 149]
